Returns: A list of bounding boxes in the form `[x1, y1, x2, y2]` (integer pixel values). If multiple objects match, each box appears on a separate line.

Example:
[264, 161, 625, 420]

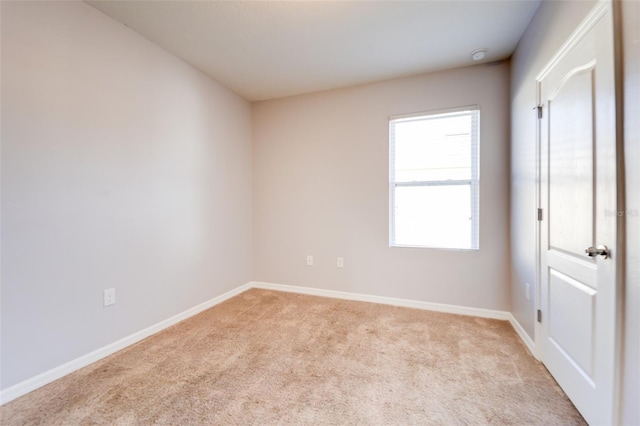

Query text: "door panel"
[548, 269, 595, 376]
[548, 67, 594, 256]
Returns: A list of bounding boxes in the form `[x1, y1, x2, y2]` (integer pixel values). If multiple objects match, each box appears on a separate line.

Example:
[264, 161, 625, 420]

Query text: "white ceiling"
[86, 0, 541, 102]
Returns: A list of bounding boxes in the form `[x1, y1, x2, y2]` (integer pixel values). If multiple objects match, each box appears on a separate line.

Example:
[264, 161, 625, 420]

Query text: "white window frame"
[389, 105, 480, 250]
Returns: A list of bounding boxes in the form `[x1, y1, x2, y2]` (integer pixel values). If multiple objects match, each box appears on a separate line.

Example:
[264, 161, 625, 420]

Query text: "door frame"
[533, 0, 625, 423]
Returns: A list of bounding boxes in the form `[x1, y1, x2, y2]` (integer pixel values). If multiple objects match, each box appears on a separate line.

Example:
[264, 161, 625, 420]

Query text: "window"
[389, 106, 479, 250]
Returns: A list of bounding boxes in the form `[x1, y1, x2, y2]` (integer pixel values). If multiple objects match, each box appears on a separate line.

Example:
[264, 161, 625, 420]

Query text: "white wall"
[253, 63, 511, 311]
[0, 1, 253, 390]
[511, 1, 639, 423]
[509, 0, 596, 343]
[621, 1, 640, 423]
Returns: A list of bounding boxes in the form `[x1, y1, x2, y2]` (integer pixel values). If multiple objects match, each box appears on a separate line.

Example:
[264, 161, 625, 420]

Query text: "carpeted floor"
[1, 288, 585, 425]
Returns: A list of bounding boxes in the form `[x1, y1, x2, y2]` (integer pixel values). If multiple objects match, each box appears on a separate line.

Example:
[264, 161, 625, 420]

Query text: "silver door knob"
[585, 245, 609, 259]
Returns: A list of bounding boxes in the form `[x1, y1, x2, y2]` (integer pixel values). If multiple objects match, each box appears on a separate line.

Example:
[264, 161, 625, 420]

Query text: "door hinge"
[537, 208, 543, 221]
[537, 309, 542, 323]
[537, 105, 543, 119]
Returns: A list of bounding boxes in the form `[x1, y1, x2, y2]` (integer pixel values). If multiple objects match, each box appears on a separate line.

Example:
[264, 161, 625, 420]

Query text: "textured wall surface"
[509, 0, 596, 341]
[1, 1, 253, 389]
[253, 63, 511, 311]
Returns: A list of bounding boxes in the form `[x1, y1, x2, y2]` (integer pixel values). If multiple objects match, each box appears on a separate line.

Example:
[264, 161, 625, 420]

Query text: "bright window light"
[389, 107, 480, 250]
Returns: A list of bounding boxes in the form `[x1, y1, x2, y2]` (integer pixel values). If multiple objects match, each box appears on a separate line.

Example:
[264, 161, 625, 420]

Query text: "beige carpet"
[1, 289, 585, 425]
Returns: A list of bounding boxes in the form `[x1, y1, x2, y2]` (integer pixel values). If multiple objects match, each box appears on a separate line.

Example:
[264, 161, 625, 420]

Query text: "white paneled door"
[538, 1, 619, 425]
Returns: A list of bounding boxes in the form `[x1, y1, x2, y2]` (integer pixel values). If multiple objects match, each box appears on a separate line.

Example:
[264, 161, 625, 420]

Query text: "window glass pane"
[393, 113, 472, 182]
[394, 185, 472, 249]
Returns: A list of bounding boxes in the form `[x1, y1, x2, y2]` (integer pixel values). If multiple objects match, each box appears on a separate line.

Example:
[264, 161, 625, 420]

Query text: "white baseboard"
[250, 282, 541, 357]
[250, 281, 512, 321]
[1, 280, 536, 406]
[0, 282, 252, 405]
[508, 313, 538, 359]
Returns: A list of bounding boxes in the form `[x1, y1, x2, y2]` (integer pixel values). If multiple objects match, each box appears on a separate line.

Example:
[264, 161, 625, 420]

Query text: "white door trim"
[535, 0, 609, 82]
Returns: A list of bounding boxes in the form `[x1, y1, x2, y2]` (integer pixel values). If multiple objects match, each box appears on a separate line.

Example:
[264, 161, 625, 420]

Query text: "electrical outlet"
[337, 257, 344, 268]
[525, 283, 531, 301]
[103, 288, 116, 307]
[306, 255, 313, 266]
